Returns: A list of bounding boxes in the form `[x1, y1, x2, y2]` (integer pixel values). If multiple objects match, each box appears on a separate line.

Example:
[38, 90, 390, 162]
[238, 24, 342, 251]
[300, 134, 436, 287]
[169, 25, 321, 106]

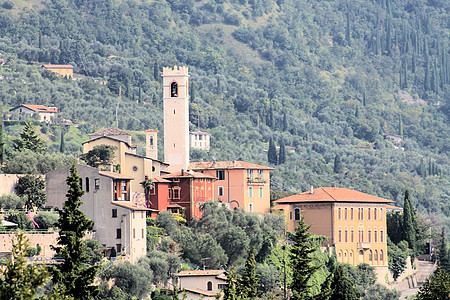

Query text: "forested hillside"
[0, 0, 448, 229]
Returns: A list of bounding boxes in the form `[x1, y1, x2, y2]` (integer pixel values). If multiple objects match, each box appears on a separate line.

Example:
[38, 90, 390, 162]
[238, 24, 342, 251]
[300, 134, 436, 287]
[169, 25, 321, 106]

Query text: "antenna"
[116, 85, 121, 128]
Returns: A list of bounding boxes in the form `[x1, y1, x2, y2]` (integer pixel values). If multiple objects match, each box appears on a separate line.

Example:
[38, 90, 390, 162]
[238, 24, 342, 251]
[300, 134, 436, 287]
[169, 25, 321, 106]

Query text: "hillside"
[0, 0, 448, 230]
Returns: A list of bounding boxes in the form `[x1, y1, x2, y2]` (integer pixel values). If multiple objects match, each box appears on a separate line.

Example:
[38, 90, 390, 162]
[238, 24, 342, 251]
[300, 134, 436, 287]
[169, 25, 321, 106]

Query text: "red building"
[147, 170, 216, 220]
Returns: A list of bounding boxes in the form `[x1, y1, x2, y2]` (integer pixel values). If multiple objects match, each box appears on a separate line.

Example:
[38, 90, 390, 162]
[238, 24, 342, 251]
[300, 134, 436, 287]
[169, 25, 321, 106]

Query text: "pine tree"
[223, 268, 239, 300]
[268, 139, 278, 165]
[282, 111, 288, 131]
[60, 128, 65, 153]
[239, 247, 259, 299]
[0, 231, 49, 300]
[153, 61, 159, 81]
[333, 154, 343, 173]
[416, 267, 450, 300]
[13, 121, 47, 154]
[173, 286, 179, 300]
[278, 137, 286, 165]
[403, 190, 417, 257]
[329, 264, 360, 300]
[51, 164, 99, 299]
[437, 228, 450, 272]
[290, 216, 320, 300]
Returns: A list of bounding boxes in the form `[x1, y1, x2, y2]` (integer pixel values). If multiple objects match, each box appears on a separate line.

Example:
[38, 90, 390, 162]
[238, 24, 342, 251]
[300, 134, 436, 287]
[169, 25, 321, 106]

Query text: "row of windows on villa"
[215, 169, 265, 181]
[248, 187, 264, 198]
[338, 249, 385, 264]
[115, 228, 145, 240]
[78, 177, 100, 192]
[338, 207, 384, 221]
[338, 229, 385, 243]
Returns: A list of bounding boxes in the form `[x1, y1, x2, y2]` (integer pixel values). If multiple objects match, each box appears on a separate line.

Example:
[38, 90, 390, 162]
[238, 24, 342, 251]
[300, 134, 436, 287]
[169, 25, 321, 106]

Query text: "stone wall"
[0, 231, 58, 258]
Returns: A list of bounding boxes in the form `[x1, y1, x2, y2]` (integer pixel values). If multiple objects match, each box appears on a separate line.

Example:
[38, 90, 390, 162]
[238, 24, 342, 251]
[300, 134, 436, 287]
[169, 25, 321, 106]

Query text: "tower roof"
[275, 187, 393, 204]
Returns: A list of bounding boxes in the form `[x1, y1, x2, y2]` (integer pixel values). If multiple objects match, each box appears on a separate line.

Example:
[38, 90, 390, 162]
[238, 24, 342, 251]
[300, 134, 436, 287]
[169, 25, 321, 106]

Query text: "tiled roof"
[112, 201, 151, 211]
[145, 129, 158, 132]
[99, 171, 134, 180]
[89, 128, 131, 136]
[12, 104, 58, 113]
[189, 161, 273, 171]
[183, 288, 218, 297]
[163, 170, 216, 180]
[82, 136, 134, 148]
[151, 176, 172, 183]
[177, 270, 225, 277]
[275, 187, 393, 204]
[42, 64, 74, 69]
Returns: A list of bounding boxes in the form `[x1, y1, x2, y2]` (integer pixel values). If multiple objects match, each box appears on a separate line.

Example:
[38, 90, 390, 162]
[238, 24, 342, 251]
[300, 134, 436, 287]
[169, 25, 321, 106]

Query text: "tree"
[13, 121, 47, 154]
[402, 190, 417, 256]
[223, 268, 239, 300]
[387, 239, 407, 281]
[239, 247, 259, 299]
[80, 144, 117, 168]
[0, 105, 4, 164]
[416, 267, 450, 300]
[437, 228, 450, 272]
[268, 138, 277, 165]
[60, 129, 65, 153]
[0, 231, 49, 300]
[51, 164, 99, 299]
[333, 155, 343, 173]
[329, 264, 360, 300]
[15, 175, 46, 210]
[289, 216, 320, 300]
[278, 138, 286, 164]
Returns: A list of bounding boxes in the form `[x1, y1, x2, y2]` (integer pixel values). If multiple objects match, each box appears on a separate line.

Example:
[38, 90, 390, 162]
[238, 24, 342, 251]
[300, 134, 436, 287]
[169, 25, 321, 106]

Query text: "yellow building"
[163, 66, 190, 173]
[42, 64, 74, 78]
[274, 187, 392, 277]
[82, 128, 169, 194]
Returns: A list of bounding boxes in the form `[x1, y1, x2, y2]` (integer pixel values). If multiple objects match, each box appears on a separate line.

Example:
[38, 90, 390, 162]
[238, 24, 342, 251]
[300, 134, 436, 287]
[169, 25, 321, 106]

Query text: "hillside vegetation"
[0, 0, 448, 229]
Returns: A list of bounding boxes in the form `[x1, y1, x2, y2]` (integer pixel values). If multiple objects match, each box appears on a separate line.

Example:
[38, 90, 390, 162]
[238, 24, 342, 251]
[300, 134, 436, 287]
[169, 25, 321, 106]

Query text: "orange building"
[189, 161, 273, 214]
[42, 64, 74, 78]
[148, 170, 216, 220]
[274, 187, 392, 275]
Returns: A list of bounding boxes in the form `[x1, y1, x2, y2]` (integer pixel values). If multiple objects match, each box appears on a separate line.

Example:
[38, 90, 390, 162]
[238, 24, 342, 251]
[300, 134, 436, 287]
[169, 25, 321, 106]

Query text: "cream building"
[189, 131, 211, 151]
[82, 128, 169, 194]
[46, 164, 148, 262]
[177, 270, 227, 300]
[10, 104, 59, 123]
[163, 66, 190, 173]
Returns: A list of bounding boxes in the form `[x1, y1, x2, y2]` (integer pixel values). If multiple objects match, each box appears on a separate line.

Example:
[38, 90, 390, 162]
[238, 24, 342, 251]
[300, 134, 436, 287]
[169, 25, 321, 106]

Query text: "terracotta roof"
[183, 288, 218, 297]
[275, 187, 393, 204]
[82, 136, 135, 148]
[145, 129, 158, 132]
[189, 161, 273, 171]
[177, 270, 225, 277]
[11, 104, 58, 113]
[89, 128, 131, 136]
[99, 171, 134, 180]
[42, 64, 74, 69]
[162, 171, 216, 180]
[151, 176, 172, 183]
[112, 201, 151, 211]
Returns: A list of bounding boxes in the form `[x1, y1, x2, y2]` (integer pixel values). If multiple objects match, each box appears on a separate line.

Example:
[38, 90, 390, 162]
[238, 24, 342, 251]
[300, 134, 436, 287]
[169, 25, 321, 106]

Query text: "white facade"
[189, 131, 211, 151]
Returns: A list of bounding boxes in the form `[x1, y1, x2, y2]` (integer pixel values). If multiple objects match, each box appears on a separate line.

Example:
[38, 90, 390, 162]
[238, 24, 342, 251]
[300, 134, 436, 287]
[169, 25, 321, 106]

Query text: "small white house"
[177, 270, 227, 300]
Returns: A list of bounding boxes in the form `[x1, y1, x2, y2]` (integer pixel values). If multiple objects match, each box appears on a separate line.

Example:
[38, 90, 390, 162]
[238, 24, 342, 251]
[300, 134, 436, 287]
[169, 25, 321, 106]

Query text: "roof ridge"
[321, 187, 338, 201]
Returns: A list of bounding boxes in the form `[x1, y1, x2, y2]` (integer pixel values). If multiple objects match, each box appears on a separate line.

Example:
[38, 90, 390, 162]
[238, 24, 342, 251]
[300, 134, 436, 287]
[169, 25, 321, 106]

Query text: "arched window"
[351, 230, 354, 242]
[338, 208, 341, 219]
[171, 82, 178, 97]
[338, 229, 342, 242]
[381, 230, 384, 243]
[207, 281, 213, 291]
[380, 208, 383, 220]
[351, 208, 354, 220]
[368, 208, 371, 220]
[345, 230, 348, 242]
[374, 208, 377, 220]
[374, 250, 378, 261]
[294, 208, 301, 221]
[345, 208, 348, 219]
[368, 230, 372, 243]
[85, 177, 90, 192]
[380, 250, 384, 262]
[369, 250, 373, 261]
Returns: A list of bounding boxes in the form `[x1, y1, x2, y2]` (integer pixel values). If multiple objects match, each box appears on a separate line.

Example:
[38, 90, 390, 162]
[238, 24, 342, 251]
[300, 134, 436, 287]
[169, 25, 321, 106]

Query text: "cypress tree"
[268, 139, 278, 165]
[437, 228, 450, 272]
[239, 247, 259, 299]
[223, 268, 239, 300]
[329, 264, 360, 300]
[51, 165, 99, 299]
[153, 61, 159, 81]
[403, 190, 417, 257]
[333, 154, 343, 173]
[290, 216, 320, 300]
[345, 10, 351, 46]
[278, 137, 286, 164]
[60, 128, 65, 153]
[398, 114, 403, 137]
[282, 111, 288, 131]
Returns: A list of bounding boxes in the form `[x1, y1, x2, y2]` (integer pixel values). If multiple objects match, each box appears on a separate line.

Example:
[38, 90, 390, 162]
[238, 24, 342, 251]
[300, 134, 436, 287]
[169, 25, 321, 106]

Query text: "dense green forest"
[0, 0, 448, 230]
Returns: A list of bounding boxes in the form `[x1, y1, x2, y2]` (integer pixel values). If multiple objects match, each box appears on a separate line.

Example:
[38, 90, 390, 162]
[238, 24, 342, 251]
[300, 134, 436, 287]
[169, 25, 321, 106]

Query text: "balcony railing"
[357, 242, 371, 249]
[247, 177, 266, 185]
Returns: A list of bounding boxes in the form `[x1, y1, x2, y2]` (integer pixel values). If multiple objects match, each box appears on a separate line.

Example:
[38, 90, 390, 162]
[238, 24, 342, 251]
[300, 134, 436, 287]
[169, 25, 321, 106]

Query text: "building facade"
[10, 104, 59, 123]
[189, 161, 273, 214]
[148, 170, 216, 220]
[189, 131, 211, 151]
[46, 164, 148, 262]
[42, 64, 74, 78]
[177, 270, 227, 300]
[273, 187, 392, 278]
[163, 66, 190, 173]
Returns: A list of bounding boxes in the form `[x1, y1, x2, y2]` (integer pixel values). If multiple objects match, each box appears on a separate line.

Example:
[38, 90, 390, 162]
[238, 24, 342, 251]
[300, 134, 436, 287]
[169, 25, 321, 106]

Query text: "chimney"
[181, 169, 184, 175]
[310, 186, 314, 194]
[145, 129, 158, 160]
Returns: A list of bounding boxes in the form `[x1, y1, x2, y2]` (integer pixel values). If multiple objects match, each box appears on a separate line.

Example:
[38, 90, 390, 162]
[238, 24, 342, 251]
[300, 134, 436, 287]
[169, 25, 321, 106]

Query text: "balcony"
[357, 242, 371, 249]
[247, 177, 266, 185]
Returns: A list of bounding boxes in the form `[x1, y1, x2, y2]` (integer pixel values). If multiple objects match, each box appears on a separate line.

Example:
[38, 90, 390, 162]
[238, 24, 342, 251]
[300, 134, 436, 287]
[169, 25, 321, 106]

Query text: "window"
[381, 231, 384, 243]
[345, 208, 348, 220]
[218, 186, 224, 196]
[374, 208, 377, 220]
[369, 250, 373, 261]
[149, 136, 153, 146]
[133, 212, 135, 219]
[380, 250, 384, 262]
[249, 203, 254, 212]
[133, 228, 136, 239]
[345, 230, 348, 242]
[132, 166, 138, 172]
[173, 187, 180, 199]
[116, 244, 122, 253]
[368, 230, 372, 243]
[112, 209, 117, 218]
[173, 178, 180, 182]
[216, 170, 225, 180]
[259, 187, 263, 198]
[374, 231, 378, 242]
[142, 228, 144, 238]
[94, 179, 100, 190]
[116, 228, 122, 239]
[79, 178, 83, 190]
[351, 208, 354, 220]
[168, 188, 173, 199]
[199, 135, 202, 140]
[338, 208, 341, 219]
[247, 169, 253, 180]
[171, 82, 178, 97]
[218, 284, 227, 290]
[368, 208, 371, 220]
[289, 212, 292, 220]
[338, 230, 342, 242]
[351, 230, 354, 242]
[85, 177, 90, 192]
[207, 281, 213, 291]
[248, 187, 253, 198]
[258, 170, 263, 178]
[294, 208, 301, 221]
[374, 250, 378, 261]
[380, 208, 383, 220]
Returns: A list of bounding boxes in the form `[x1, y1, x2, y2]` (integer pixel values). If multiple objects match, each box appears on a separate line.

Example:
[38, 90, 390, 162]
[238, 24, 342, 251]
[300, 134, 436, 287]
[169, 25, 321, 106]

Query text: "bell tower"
[163, 66, 190, 172]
